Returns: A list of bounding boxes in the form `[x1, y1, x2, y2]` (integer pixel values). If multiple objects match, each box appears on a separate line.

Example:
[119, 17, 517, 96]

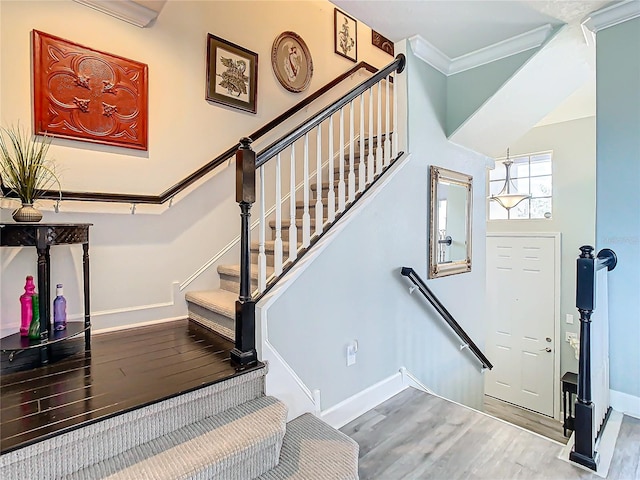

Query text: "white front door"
[485, 234, 558, 416]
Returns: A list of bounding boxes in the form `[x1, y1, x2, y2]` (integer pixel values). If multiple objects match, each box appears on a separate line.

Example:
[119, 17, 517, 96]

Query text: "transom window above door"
[489, 151, 553, 220]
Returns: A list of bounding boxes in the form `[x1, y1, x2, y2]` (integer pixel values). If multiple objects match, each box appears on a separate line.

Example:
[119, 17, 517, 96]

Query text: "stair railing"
[400, 266, 493, 370]
[0, 62, 378, 205]
[570, 245, 617, 471]
[231, 54, 406, 368]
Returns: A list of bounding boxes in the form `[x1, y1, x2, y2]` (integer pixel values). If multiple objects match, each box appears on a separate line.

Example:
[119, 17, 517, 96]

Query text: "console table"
[562, 371, 578, 437]
[0, 223, 92, 365]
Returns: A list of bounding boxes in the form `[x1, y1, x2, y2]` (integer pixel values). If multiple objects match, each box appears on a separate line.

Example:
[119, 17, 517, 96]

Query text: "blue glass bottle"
[53, 284, 67, 331]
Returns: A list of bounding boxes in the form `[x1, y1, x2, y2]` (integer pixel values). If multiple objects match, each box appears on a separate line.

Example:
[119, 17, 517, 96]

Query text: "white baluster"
[376, 81, 383, 175]
[359, 93, 366, 192]
[338, 108, 346, 212]
[288, 144, 298, 262]
[327, 115, 336, 223]
[258, 165, 267, 293]
[367, 87, 375, 184]
[348, 100, 356, 203]
[384, 76, 391, 167]
[274, 153, 283, 276]
[302, 133, 311, 248]
[393, 75, 399, 158]
[315, 125, 323, 236]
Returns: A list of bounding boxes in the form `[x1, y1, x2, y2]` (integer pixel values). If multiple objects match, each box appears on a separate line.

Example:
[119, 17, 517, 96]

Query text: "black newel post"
[231, 137, 258, 369]
[570, 245, 597, 470]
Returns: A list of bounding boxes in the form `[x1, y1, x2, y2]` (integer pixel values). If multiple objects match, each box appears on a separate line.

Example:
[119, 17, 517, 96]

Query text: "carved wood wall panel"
[32, 30, 148, 150]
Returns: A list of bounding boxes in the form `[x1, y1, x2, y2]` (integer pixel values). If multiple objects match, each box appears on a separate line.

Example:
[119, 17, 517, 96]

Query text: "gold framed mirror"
[429, 165, 472, 278]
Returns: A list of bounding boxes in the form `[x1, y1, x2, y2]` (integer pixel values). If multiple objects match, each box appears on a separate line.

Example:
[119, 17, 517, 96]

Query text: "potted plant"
[0, 124, 61, 222]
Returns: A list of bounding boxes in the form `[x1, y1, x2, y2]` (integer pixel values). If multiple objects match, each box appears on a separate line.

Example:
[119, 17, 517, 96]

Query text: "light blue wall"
[446, 50, 538, 137]
[596, 18, 640, 398]
[265, 41, 489, 411]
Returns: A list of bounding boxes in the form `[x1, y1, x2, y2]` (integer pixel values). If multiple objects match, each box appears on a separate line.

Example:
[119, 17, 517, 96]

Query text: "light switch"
[566, 313, 574, 324]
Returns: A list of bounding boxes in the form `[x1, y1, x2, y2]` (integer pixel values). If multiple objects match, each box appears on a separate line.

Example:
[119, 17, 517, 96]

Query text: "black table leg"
[83, 242, 91, 350]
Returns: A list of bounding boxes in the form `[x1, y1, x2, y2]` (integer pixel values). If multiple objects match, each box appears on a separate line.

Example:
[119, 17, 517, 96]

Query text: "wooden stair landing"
[0, 319, 260, 453]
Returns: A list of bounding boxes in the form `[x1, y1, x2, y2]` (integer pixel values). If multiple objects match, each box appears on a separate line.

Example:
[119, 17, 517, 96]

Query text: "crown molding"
[408, 35, 451, 75]
[581, 0, 640, 45]
[73, 0, 161, 27]
[409, 24, 553, 76]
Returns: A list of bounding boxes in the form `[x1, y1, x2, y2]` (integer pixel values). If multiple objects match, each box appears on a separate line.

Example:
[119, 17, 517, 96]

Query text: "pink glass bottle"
[19, 276, 36, 337]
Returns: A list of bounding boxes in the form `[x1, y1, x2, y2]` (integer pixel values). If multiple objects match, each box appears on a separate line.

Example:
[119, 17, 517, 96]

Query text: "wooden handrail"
[257, 54, 405, 167]
[0, 61, 378, 205]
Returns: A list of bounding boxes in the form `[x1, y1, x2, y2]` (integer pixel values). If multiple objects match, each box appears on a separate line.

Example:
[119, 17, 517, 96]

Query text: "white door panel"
[485, 235, 556, 416]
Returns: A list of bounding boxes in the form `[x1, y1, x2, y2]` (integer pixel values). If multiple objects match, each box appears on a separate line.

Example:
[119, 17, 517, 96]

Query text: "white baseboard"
[320, 372, 408, 429]
[610, 389, 640, 419]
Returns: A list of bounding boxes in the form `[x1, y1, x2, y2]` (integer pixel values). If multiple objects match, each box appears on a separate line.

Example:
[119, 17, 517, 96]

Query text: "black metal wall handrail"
[0, 61, 379, 204]
[400, 266, 493, 370]
[256, 54, 405, 167]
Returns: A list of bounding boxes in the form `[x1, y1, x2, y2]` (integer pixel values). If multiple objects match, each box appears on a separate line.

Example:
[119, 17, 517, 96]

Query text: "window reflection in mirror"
[429, 166, 472, 278]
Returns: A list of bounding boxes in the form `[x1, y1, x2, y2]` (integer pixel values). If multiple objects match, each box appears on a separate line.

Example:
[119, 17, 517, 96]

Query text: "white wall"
[261, 40, 489, 411]
[0, 0, 392, 335]
[487, 116, 597, 378]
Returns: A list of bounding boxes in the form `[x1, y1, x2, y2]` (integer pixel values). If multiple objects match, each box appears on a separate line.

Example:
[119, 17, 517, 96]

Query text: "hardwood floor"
[341, 388, 640, 479]
[0, 319, 256, 453]
[483, 394, 568, 444]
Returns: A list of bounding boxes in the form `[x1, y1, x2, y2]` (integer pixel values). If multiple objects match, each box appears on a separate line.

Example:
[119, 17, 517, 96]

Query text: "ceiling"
[332, 0, 614, 126]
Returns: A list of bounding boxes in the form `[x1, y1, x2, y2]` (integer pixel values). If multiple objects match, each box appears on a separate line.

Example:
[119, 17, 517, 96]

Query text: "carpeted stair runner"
[66, 396, 288, 480]
[257, 413, 359, 480]
[0, 363, 359, 479]
[0, 366, 266, 480]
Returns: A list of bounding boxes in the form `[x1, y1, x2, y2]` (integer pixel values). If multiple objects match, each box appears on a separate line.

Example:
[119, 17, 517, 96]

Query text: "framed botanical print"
[271, 32, 313, 93]
[206, 34, 258, 114]
[334, 8, 357, 62]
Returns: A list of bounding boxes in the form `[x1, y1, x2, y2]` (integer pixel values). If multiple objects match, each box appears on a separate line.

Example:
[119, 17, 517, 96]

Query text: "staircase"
[0, 365, 359, 479]
[186, 152, 366, 341]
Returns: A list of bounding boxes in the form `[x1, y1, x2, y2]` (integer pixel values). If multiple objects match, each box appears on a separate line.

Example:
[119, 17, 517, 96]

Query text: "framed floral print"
[334, 8, 357, 62]
[271, 32, 313, 93]
[206, 34, 258, 114]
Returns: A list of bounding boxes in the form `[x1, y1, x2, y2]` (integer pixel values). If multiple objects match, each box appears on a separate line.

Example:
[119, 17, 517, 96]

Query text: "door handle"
[540, 347, 552, 353]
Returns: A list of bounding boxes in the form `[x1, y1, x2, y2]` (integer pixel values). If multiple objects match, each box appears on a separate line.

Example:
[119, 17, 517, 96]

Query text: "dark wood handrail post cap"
[579, 245, 594, 258]
[395, 53, 406, 74]
[239, 137, 253, 149]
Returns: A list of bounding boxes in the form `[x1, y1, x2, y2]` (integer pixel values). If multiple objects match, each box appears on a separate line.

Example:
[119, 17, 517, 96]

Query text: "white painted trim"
[320, 372, 407, 429]
[93, 316, 183, 334]
[581, 0, 640, 45]
[409, 25, 552, 76]
[610, 389, 640, 419]
[73, 0, 161, 27]
[399, 366, 434, 394]
[261, 339, 317, 422]
[486, 232, 562, 420]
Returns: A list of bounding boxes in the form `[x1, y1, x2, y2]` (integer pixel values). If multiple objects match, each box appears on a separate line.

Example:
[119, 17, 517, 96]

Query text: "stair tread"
[257, 413, 358, 480]
[218, 263, 274, 278]
[186, 288, 237, 317]
[67, 396, 287, 480]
